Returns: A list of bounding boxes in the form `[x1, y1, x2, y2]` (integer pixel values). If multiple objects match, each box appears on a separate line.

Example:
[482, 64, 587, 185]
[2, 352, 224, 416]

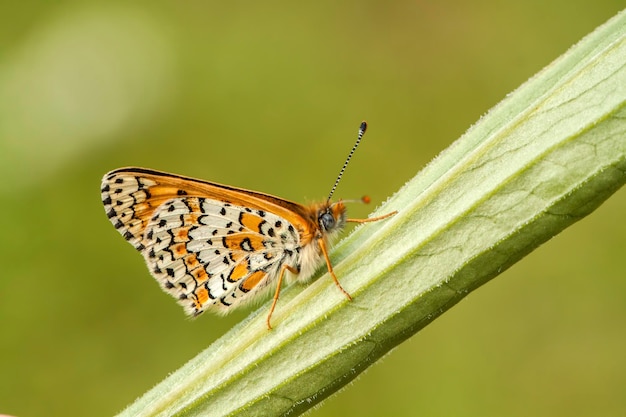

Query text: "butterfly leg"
[346, 210, 397, 224]
[317, 237, 353, 301]
[319, 210, 396, 301]
[267, 264, 299, 330]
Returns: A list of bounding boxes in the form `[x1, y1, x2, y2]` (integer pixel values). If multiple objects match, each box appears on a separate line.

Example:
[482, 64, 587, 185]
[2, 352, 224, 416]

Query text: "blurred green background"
[1, 2, 624, 416]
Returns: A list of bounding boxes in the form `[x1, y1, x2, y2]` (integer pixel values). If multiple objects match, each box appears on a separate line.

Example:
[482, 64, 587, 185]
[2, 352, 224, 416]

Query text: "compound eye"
[319, 212, 335, 231]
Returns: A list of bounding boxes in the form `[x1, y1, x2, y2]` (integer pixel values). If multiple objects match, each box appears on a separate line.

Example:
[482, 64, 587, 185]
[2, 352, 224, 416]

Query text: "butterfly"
[101, 121, 396, 329]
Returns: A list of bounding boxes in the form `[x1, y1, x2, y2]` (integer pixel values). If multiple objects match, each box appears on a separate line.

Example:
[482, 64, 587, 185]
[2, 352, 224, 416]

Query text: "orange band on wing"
[191, 266, 209, 284]
[239, 212, 265, 233]
[193, 287, 209, 309]
[174, 226, 191, 242]
[222, 234, 266, 252]
[171, 243, 187, 258]
[240, 270, 266, 292]
[184, 254, 200, 270]
[229, 261, 250, 282]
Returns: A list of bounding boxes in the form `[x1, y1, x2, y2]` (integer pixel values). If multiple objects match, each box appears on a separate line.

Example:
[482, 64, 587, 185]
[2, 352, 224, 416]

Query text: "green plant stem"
[118, 9, 626, 417]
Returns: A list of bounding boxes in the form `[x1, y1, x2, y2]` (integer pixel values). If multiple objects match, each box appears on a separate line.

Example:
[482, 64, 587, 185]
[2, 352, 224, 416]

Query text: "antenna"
[327, 121, 367, 202]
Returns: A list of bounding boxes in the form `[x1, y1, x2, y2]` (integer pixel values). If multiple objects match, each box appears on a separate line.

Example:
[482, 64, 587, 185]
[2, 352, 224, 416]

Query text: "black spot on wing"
[240, 237, 254, 252]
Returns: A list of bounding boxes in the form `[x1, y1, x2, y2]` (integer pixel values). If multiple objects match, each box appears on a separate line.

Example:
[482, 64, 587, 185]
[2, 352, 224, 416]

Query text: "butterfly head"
[318, 201, 347, 237]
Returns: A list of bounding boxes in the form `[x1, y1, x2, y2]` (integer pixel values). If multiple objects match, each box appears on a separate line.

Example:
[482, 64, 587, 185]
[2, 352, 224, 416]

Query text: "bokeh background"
[1, 2, 625, 416]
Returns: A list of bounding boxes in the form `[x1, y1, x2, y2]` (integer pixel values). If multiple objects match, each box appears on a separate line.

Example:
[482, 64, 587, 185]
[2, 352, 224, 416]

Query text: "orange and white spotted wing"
[101, 167, 340, 316]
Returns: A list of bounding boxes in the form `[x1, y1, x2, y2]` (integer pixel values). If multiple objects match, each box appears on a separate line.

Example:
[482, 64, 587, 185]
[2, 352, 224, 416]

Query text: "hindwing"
[101, 168, 314, 314]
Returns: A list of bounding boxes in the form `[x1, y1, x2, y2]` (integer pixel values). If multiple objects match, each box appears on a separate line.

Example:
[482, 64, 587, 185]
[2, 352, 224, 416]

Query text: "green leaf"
[117, 9, 626, 417]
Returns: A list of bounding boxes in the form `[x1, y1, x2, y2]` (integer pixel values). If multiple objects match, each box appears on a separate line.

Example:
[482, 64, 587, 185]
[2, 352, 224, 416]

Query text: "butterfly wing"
[101, 168, 317, 315]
